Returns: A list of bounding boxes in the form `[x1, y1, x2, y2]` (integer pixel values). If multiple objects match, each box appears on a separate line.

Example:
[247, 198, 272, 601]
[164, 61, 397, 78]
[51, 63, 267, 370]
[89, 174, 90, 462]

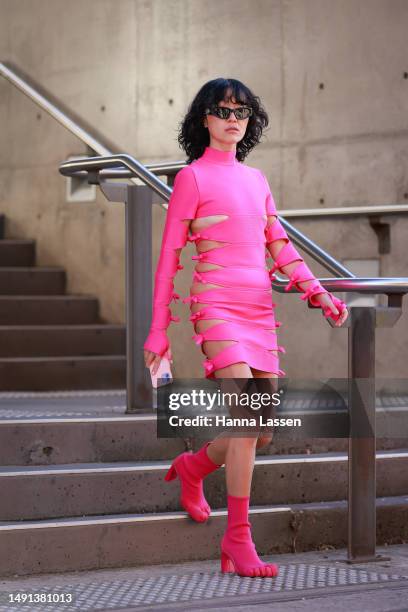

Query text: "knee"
[229, 435, 259, 448]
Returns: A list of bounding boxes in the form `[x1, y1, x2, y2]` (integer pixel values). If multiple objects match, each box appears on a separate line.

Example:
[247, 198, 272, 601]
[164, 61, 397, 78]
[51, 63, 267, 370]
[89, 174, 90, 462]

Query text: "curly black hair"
[178, 78, 269, 164]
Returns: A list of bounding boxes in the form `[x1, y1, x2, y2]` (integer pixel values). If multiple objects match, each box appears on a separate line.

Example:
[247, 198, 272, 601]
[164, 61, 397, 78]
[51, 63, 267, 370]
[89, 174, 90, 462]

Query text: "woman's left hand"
[315, 292, 349, 327]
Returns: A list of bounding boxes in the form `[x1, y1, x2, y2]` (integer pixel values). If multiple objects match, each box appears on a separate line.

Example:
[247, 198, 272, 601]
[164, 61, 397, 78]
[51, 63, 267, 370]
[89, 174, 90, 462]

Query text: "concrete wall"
[0, 0, 407, 378]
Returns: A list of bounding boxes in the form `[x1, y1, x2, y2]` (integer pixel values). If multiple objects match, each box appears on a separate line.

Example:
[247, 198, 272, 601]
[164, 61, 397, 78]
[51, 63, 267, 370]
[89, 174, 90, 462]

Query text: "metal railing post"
[125, 183, 153, 412]
[347, 306, 390, 563]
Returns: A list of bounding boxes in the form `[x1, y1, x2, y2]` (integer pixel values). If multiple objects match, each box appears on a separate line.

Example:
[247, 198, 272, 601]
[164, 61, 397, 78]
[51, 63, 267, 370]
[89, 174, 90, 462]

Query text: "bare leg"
[199, 359, 279, 577]
[205, 365, 277, 495]
[204, 368, 277, 462]
[193, 314, 279, 495]
[206, 431, 271, 466]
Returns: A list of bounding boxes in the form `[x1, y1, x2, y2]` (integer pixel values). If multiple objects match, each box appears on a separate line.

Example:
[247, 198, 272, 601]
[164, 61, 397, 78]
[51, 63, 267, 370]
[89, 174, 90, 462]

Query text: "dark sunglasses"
[204, 105, 253, 120]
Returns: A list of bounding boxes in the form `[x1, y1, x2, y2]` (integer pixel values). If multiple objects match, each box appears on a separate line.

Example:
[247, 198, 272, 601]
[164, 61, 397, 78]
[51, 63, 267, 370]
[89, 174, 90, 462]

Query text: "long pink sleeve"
[261, 171, 347, 322]
[143, 165, 200, 356]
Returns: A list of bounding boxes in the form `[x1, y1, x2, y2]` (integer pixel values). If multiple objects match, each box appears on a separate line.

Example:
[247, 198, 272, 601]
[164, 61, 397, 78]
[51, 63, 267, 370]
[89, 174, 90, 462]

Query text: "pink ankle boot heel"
[220, 494, 279, 578]
[164, 442, 223, 522]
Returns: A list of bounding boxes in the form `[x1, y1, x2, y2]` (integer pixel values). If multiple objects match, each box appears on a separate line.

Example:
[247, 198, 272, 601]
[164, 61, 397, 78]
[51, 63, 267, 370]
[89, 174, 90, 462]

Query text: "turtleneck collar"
[201, 145, 237, 166]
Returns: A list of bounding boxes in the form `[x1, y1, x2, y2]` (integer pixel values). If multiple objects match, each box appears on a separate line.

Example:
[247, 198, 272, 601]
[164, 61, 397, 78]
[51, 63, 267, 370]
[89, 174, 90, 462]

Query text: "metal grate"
[0, 390, 407, 420]
[0, 564, 407, 611]
[0, 390, 128, 420]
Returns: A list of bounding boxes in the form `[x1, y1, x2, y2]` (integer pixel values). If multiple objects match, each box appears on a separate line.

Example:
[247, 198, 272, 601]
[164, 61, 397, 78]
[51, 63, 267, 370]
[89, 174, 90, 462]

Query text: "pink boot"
[221, 494, 279, 577]
[164, 442, 223, 522]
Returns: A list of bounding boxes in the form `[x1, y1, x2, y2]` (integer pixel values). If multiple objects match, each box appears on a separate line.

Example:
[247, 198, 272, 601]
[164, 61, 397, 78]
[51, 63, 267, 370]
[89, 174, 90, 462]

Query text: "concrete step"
[0, 240, 35, 266]
[1, 449, 408, 521]
[1, 414, 407, 466]
[0, 356, 126, 391]
[0, 295, 99, 325]
[0, 324, 125, 357]
[0, 267, 66, 295]
[0, 495, 407, 577]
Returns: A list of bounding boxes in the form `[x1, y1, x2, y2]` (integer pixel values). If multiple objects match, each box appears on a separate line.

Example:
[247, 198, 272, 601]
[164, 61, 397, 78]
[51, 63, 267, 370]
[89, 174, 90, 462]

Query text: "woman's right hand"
[144, 346, 173, 376]
[144, 349, 162, 376]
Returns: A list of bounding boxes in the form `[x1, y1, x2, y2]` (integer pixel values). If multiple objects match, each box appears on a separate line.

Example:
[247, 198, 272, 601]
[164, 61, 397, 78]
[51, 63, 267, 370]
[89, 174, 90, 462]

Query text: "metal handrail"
[0, 61, 185, 179]
[60, 155, 360, 282]
[0, 61, 113, 156]
[60, 154, 408, 297]
[275, 203, 408, 218]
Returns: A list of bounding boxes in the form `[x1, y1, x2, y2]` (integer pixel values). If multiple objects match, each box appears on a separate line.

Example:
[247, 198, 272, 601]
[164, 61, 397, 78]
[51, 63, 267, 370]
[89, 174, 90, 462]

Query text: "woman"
[144, 78, 348, 578]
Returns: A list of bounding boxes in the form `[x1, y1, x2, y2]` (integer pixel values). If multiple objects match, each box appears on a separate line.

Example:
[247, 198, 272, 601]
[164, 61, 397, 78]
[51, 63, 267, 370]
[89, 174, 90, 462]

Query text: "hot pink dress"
[144, 145, 346, 378]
